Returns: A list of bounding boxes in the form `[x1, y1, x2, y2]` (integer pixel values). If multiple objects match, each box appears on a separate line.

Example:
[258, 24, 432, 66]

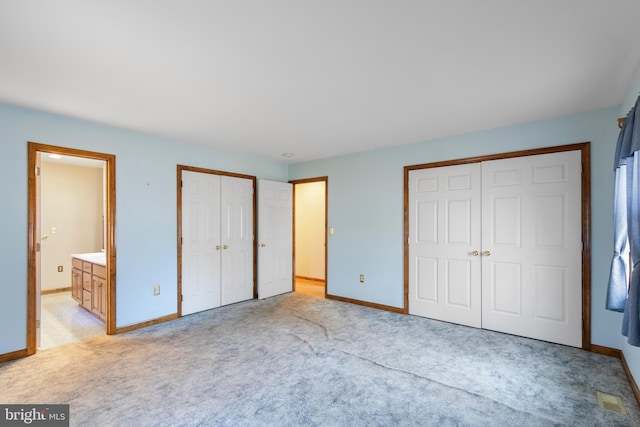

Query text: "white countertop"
[71, 252, 106, 266]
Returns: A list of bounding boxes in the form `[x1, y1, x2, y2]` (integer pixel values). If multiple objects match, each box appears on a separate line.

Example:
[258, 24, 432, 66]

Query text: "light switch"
[51, 226, 57, 235]
[328, 227, 334, 235]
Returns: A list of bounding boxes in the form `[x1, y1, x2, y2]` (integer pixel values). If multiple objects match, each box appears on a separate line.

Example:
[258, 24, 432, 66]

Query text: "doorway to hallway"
[292, 177, 327, 298]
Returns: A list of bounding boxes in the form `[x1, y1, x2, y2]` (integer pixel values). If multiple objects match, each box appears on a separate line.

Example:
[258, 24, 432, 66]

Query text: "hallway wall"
[295, 181, 326, 280]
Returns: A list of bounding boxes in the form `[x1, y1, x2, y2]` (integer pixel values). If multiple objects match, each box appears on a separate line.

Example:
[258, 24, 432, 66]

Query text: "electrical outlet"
[360, 274, 364, 283]
[153, 285, 160, 296]
[57, 266, 63, 272]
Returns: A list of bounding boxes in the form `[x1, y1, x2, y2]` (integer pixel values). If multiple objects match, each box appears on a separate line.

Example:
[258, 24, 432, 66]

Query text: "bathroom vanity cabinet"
[71, 253, 107, 322]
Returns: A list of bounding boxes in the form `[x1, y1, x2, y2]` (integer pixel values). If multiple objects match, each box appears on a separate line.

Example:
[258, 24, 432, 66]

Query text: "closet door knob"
[260, 243, 266, 248]
[215, 245, 221, 250]
[471, 250, 479, 256]
[483, 250, 491, 257]
[223, 245, 229, 250]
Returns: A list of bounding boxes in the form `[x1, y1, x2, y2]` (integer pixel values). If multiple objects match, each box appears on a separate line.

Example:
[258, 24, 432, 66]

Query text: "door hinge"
[36, 242, 41, 252]
[181, 294, 183, 302]
[35, 166, 40, 176]
[36, 320, 40, 329]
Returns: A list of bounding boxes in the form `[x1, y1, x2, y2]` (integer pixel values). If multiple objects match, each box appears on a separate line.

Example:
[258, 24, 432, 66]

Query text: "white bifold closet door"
[409, 150, 582, 347]
[408, 162, 483, 328]
[182, 171, 254, 315]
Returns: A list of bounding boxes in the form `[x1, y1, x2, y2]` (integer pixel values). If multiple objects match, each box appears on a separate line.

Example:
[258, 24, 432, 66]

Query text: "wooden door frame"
[403, 142, 591, 350]
[176, 165, 257, 316]
[27, 142, 117, 355]
[290, 177, 329, 297]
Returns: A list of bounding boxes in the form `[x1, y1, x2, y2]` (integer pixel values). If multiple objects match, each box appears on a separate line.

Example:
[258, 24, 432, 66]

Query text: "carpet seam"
[289, 310, 330, 340]
[332, 347, 560, 425]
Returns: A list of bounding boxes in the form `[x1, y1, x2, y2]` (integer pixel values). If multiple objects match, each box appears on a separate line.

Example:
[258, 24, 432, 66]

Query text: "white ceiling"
[1, 1, 640, 164]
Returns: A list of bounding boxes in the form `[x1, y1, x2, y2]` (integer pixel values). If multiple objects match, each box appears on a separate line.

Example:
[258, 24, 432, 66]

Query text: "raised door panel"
[409, 164, 482, 328]
[91, 275, 102, 317]
[257, 180, 293, 299]
[220, 176, 254, 306]
[89, 269, 107, 322]
[481, 151, 582, 347]
[82, 290, 92, 311]
[82, 272, 92, 291]
[98, 276, 108, 321]
[71, 267, 82, 303]
[181, 171, 222, 315]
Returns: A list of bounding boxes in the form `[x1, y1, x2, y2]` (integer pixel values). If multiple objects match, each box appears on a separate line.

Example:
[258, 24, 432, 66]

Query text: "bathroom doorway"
[292, 177, 327, 298]
[27, 142, 116, 355]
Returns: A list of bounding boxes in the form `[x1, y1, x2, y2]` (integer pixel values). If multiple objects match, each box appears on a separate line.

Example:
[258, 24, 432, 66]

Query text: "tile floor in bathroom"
[39, 291, 104, 350]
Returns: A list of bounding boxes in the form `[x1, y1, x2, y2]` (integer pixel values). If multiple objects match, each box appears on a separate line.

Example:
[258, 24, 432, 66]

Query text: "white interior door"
[481, 151, 582, 347]
[408, 150, 583, 347]
[408, 164, 482, 327]
[181, 171, 222, 315]
[35, 152, 42, 348]
[220, 176, 254, 305]
[258, 179, 293, 299]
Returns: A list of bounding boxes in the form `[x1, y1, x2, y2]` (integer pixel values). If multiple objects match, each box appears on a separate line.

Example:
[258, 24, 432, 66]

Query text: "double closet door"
[182, 171, 254, 315]
[408, 150, 582, 347]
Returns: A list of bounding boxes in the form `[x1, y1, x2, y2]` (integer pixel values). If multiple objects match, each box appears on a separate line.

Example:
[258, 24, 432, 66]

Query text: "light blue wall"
[0, 97, 630, 357]
[620, 65, 640, 387]
[0, 102, 288, 354]
[290, 107, 621, 349]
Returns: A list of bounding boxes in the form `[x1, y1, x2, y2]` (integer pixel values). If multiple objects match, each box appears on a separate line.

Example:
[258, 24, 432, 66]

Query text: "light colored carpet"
[1, 293, 639, 426]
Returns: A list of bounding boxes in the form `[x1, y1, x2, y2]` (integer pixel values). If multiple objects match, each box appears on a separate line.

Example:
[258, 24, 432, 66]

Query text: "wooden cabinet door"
[98, 276, 107, 321]
[71, 268, 82, 303]
[91, 276, 100, 316]
[91, 275, 107, 321]
[82, 272, 92, 310]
